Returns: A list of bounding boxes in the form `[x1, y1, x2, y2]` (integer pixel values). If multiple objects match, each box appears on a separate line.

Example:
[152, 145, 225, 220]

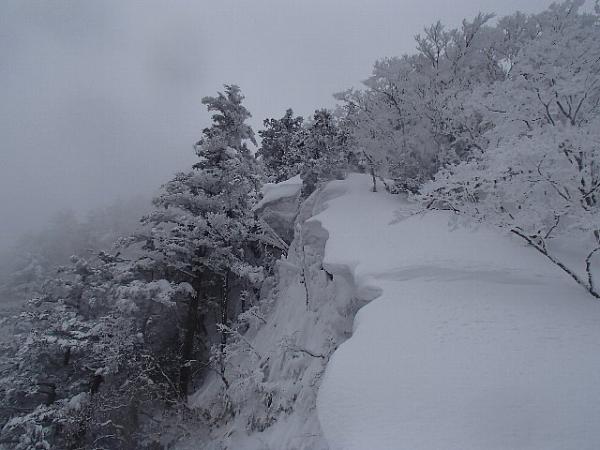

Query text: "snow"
[254, 174, 302, 210]
[314, 174, 600, 450]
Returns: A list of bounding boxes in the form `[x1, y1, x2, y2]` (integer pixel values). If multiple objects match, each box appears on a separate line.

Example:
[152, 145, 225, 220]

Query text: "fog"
[0, 0, 557, 253]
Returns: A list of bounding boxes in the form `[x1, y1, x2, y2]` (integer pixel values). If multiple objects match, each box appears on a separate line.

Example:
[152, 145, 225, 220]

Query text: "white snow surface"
[315, 174, 600, 450]
[254, 174, 303, 210]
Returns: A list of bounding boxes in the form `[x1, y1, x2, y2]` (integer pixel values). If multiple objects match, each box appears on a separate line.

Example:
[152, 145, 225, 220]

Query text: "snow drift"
[315, 174, 600, 450]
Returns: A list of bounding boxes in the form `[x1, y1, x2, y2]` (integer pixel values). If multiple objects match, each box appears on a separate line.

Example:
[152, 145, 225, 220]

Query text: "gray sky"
[0, 0, 558, 251]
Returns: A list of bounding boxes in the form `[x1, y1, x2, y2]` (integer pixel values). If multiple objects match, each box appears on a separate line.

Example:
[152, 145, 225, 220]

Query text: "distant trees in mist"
[0, 197, 149, 304]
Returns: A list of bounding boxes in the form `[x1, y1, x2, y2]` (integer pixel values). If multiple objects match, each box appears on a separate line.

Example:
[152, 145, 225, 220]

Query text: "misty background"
[0, 0, 557, 255]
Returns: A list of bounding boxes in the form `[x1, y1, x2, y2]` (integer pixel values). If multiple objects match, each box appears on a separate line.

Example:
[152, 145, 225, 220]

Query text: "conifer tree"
[140, 85, 263, 397]
[298, 109, 350, 195]
[257, 108, 304, 182]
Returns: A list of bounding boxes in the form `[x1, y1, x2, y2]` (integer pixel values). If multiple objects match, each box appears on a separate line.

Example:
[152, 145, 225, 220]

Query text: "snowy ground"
[314, 174, 600, 450]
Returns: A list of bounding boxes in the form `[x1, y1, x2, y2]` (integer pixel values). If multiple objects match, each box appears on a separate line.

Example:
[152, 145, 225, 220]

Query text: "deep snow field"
[314, 174, 600, 450]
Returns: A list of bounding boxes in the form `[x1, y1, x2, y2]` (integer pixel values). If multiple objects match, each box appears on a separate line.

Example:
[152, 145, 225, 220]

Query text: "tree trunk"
[217, 271, 231, 390]
[220, 271, 229, 350]
[370, 166, 377, 192]
[178, 275, 202, 399]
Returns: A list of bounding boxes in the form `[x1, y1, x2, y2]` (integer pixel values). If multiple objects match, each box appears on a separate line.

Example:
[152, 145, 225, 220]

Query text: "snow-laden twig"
[585, 246, 600, 295]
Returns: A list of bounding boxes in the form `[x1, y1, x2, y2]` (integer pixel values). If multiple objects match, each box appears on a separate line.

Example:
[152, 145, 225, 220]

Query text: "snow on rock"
[255, 175, 303, 244]
[314, 174, 600, 450]
[254, 175, 303, 211]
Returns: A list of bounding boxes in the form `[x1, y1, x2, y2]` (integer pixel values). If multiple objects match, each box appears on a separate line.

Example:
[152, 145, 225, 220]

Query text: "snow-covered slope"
[314, 174, 600, 450]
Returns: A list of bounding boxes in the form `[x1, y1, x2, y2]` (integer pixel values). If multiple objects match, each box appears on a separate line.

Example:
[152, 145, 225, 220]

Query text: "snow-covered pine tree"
[139, 85, 263, 397]
[297, 109, 351, 196]
[257, 108, 304, 182]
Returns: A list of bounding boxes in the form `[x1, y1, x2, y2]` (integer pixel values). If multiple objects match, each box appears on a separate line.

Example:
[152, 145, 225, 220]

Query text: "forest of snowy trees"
[1, 1, 599, 448]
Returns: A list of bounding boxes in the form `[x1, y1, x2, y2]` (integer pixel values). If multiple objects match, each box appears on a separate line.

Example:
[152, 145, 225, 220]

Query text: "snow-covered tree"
[0, 252, 180, 449]
[257, 108, 304, 182]
[423, 1, 600, 298]
[295, 109, 351, 195]
[257, 108, 351, 193]
[336, 12, 505, 191]
[138, 85, 264, 397]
